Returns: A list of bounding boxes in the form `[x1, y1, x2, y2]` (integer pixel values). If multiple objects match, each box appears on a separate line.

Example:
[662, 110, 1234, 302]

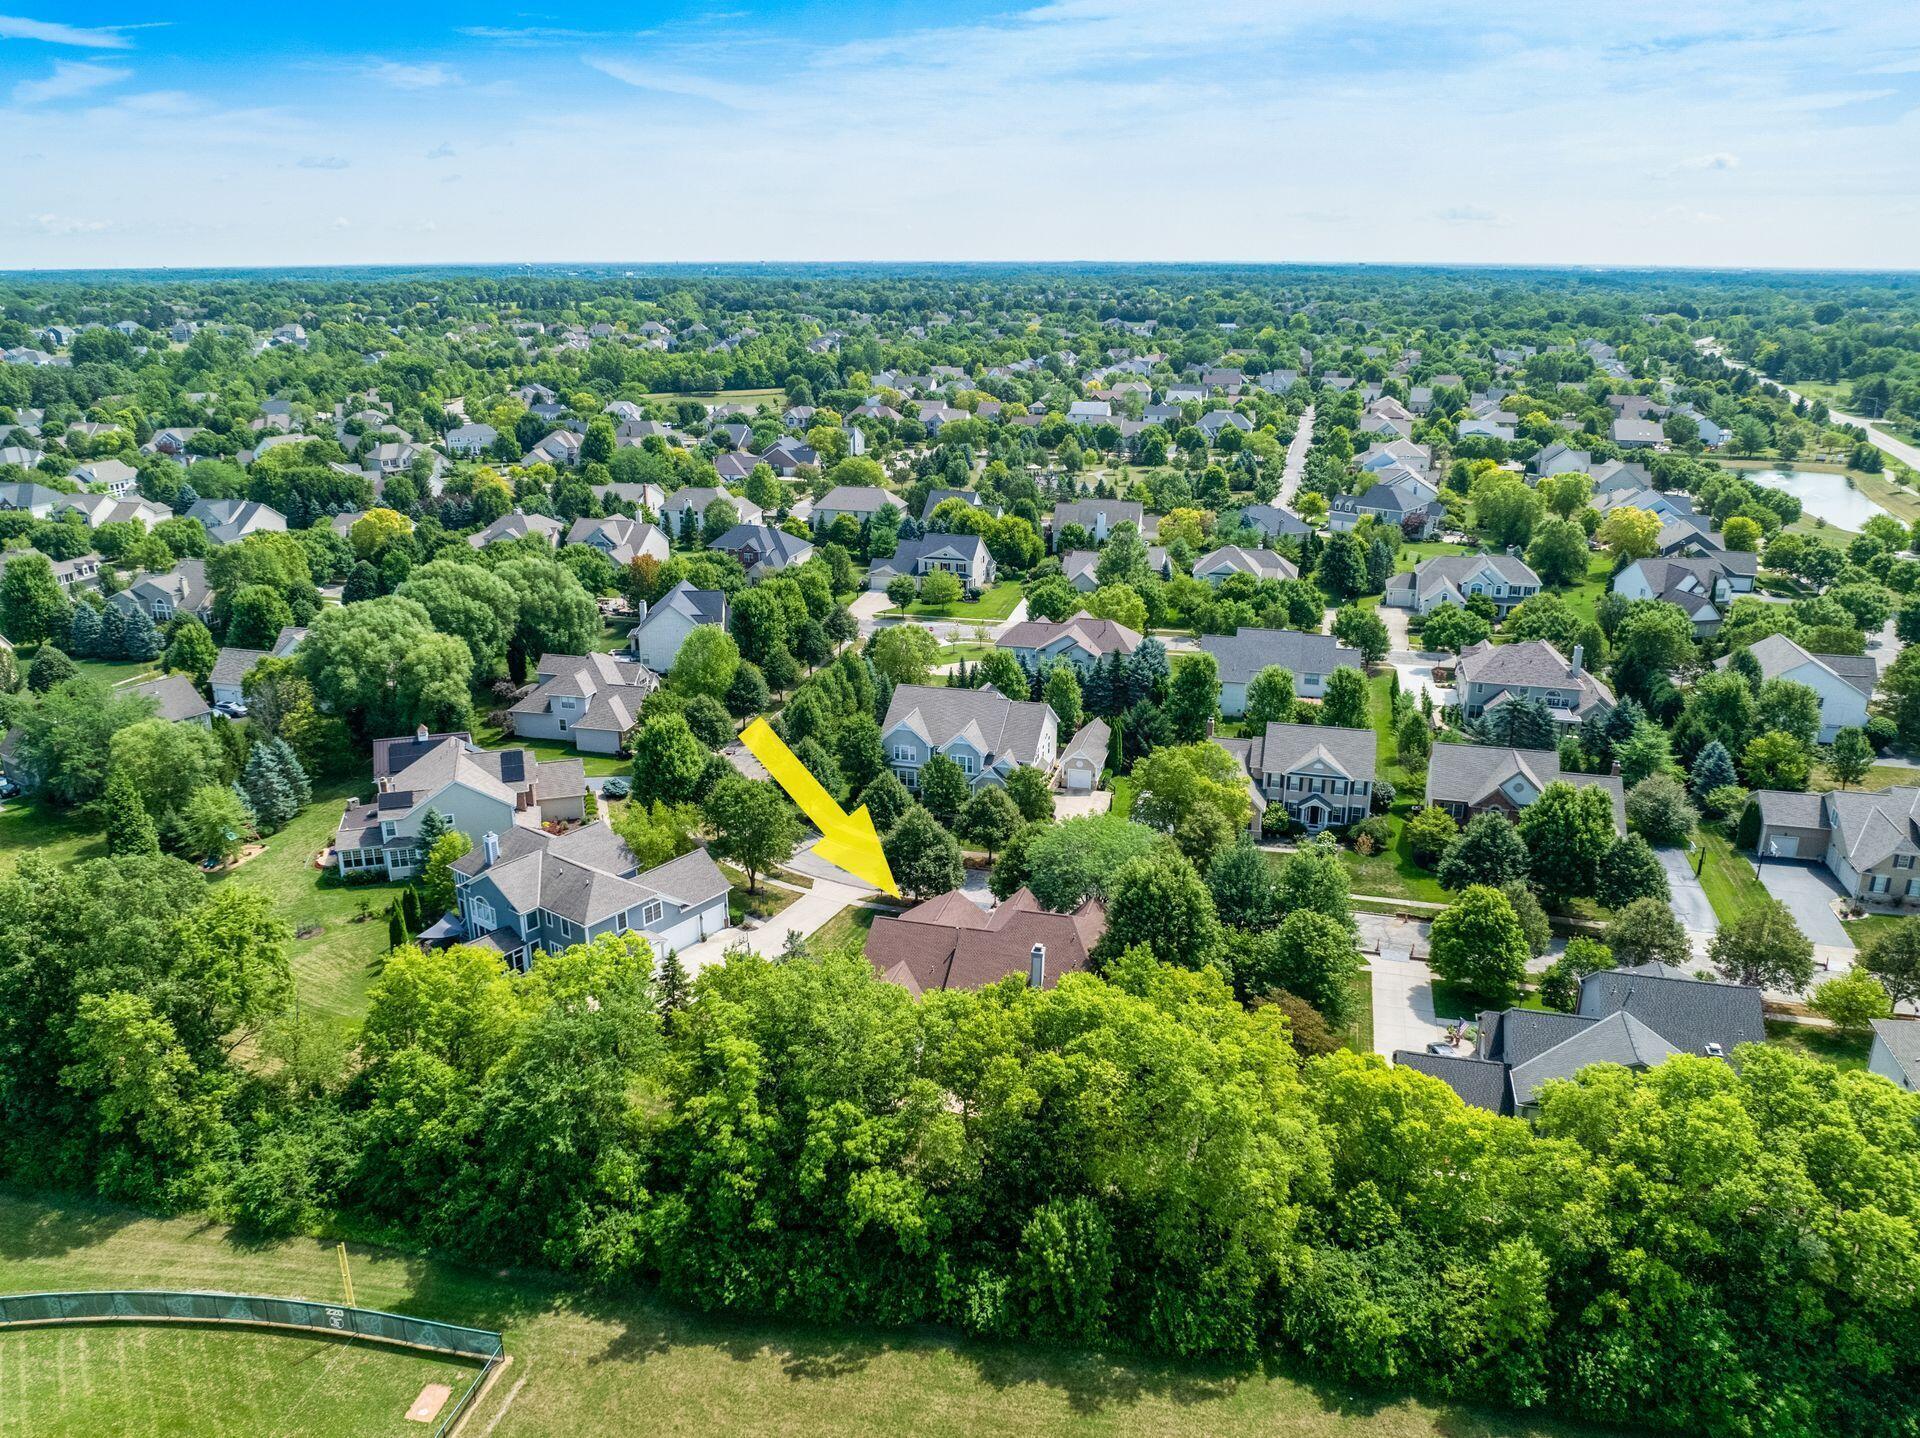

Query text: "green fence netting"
[0, 1290, 504, 1435]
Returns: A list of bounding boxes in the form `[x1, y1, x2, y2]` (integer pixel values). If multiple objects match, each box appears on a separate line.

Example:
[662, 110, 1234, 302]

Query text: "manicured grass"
[1339, 971, 1374, 1055]
[0, 1190, 1625, 1438]
[1334, 823, 1450, 905]
[67, 656, 161, 688]
[470, 720, 633, 778]
[1, 1323, 483, 1438]
[1840, 913, 1910, 949]
[639, 386, 786, 410]
[808, 904, 881, 953]
[0, 799, 109, 873]
[935, 639, 998, 664]
[884, 580, 1024, 622]
[1696, 826, 1767, 928]
[721, 863, 801, 923]
[212, 776, 404, 1033]
[1763, 1019, 1871, 1073]
[1811, 764, 1916, 793]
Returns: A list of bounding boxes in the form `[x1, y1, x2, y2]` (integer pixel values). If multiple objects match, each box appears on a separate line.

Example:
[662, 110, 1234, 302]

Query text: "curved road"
[1701, 340, 1920, 472]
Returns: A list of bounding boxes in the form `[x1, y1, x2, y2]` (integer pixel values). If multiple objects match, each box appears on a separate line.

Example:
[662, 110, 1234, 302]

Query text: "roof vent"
[1705, 1042, 1725, 1059]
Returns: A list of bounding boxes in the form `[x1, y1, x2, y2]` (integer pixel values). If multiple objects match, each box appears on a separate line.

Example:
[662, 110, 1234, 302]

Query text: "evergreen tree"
[67, 602, 102, 658]
[101, 767, 160, 857]
[240, 741, 300, 831]
[1689, 739, 1739, 798]
[657, 950, 692, 1014]
[416, 806, 452, 851]
[97, 603, 128, 658]
[388, 903, 408, 951]
[120, 605, 162, 661]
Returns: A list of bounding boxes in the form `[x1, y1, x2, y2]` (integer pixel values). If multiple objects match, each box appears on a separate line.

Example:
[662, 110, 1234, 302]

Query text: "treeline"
[1, 845, 1916, 1438]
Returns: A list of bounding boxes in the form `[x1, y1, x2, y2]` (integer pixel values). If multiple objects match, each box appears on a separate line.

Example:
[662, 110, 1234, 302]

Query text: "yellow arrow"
[739, 718, 899, 896]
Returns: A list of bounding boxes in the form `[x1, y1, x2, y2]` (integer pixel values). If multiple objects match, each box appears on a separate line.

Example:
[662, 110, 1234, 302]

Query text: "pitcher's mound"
[406, 1382, 453, 1424]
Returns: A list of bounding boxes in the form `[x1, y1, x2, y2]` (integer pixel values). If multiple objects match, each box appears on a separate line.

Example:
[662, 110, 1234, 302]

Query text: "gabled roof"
[634, 579, 728, 634]
[709, 523, 813, 568]
[1405, 552, 1539, 602]
[1391, 1050, 1514, 1115]
[866, 885, 1105, 993]
[1575, 969, 1766, 1057]
[453, 821, 727, 929]
[881, 684, 1055, 769]
[1725, 633, 1877, 699]
[1221, 722, 1375, 786]
[997, 612, 1140, 659]
[130, 672, 211, 724]
[1870, 1018, 1920, 1087]
[1193, 545, 1298, 581]
[1424, 744, 1625, 830]
[1198, 627, 1359, 685]
[815, 484, 904, 515]
[1508, 1011, 1679, 1106]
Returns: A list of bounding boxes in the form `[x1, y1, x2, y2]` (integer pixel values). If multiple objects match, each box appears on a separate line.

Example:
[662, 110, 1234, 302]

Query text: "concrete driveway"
[1368, 953, 1452, 1059]
[1757, 858, 1853, 950]
[1659, 846, 1718, 946]
[1053, 790, 1113, 819]
[1277, 403, 1314, 505]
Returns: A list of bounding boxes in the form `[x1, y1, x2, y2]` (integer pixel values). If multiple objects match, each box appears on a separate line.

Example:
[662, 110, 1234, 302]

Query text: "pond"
[1744, 467, 1891, 531]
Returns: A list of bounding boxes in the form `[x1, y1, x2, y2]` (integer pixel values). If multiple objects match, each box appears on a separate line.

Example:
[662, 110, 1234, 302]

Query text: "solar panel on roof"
[378, 790, 412, 811]
[498, 751, 526, 784]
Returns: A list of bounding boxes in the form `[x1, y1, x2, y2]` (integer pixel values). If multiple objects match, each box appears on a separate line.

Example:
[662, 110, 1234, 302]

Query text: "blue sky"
[3, 3, 1919, 270]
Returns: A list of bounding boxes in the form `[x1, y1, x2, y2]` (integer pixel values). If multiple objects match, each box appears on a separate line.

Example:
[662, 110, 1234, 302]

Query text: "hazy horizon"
[4, 2, 1919, 271]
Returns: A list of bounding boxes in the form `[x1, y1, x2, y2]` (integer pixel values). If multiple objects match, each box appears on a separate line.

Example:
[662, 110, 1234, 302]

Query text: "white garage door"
[1765, 833, 1799, 859]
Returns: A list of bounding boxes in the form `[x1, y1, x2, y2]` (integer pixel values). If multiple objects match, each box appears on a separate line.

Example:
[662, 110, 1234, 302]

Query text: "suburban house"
[71, 457, 139, 496]
[881, 683, 1058, 791]
[811, 485, 905, 528]
[627, 581, 729, 673]
[661, 488, 762, 532]
[1396, 965, 1766, 1118]
[1059, 546, 1170, 591]
[511, 651, 659, 754]
[708, 523, 814, 576]
[1385, 553, 1541, 617]
[1328, 474, 1444, 538]
[865, 886, 1106, 995]
[1191, 545, 1299, 584]
[0, 548, 100, 594]
[1050, 499, 1143, 545]
[1199, 628, 1362, 712]
[594, 481, 666, 514]
[1214, 722, 1375, 838]
[452, 825, 729, 970]
[1356, 439, 1432, 476]
[1424, 745, 1625, 832]
[522, 430, 583, 468]
[1610, 416, 1666, 449]
[566, 515, 669, 567]
[186, 498, 286, 545]
[0, 482, 62, 518]
[110, 559, 211, 624]
[868, 532, 996, 594]
[1239, 502, 1311, 541]
[209, 625, 304, 709]
[56, 492, 171, 529]
[444, 422, 499, 457]
[1746, 786, 1920, 907]
[920, 487, 993, 524]
[1715, 634, 1873, 742]
[997, 612, 1140, 670]
[1868, 1019, 1920, 1091]
[130, 673, 212, 728]
[1611, 555, 1743, 635]
[1454, 641, 1615, 727]
[467, 511, 563, 549]
[332, 729, 588, 881]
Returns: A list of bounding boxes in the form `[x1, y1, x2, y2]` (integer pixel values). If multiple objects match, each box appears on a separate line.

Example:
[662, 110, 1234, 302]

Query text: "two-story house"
[1385, 553, 1541, 617]
[1748, 786, 1920, 908]
[1611, 555, 1742, 635]
[1715, 633, 1874, 742]
[661, 488, 763, 534]
[1214, 722, 1375, 838]
[509, 651, 659, 755]
[467, 510, 564, 549]
[452, 824, 729, 970]
[869, 533, 996, 595]
[812, 485, 905, 529]
[1328, 472, 1444, 538]
[997, 613, 1140, 671]
[1199, 628, 1363, 714]
[110, 558, 211, 624]
[708, 523, 814, 577]
[1454, 640, 1615, 728]
[209, 625, 304, 710]
[881, 684, 1059, 792]
[1424, 745, 1625, 832]
[186, 498, 287, 545]
[1050, 499, 1144, 546]
[331, 729, 588, 881]
[627, 581, 730, 674]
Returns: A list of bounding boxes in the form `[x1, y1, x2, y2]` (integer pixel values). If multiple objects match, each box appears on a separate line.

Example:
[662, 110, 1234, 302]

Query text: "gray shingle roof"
[882, 684, 1055, 770]
[1576, 969, 1766, 1057]
[1507, 1010, 1679, 1106]
[1199, 628, 1360, 686]
[1392, 1050, 1514, 1114]
[1870, 1018, 1920, 1087]
[1238, 722, 1375, 784]
[1424, 744, 1625, 831]
[1730, 633, 1878, 699]
[130, 673, 211, 724]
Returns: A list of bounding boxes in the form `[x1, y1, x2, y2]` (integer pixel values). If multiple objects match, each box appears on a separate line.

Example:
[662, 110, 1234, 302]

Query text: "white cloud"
[12, 60, 130, 104]
[29, 212, 109, 235]
[426, 141, 456, 159]
[0, 14, 133, 49]
[331, 217, 351, 229]
[370, 60, 455, 89]
[1682, 151, 1741, 170]
[1435, 204, 1510, 226]
[298, 155, 351, 170]
[585, 55, 761, 108]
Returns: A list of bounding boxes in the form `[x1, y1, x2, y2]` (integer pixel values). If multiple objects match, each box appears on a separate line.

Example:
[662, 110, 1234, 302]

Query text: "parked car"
[216, 701, 249, 719]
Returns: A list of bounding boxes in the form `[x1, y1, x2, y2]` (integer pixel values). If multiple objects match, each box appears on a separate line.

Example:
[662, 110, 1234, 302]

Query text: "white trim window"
[472, 897, 496, 931]
[1870, 874, 1893, 895]
[641, 899, 664, 927]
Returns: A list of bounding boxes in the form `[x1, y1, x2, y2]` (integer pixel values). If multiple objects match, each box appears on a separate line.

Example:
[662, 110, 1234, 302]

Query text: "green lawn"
[885, 580, 1024, 622]
[1811, 764, 1915, 794]
[211, 775, 404, 1032]
[471, 720, 634, 778]
[67, 656, 162, 688]
[1327, 676, 1449, 906]
[1338, 971, 1373, 1055]
[639, 386, 786, 410]
[1764, 1019, 1871, 1073]
[935, 639, 998, 665]
[722, 863, 802, 923]
[0, 799, 109, 873]
[0, 1190, 1627, 1438]
[809, 904, 882, 953]
[1696, 827, 1767, 928]
[1840, 912, 1909, 949]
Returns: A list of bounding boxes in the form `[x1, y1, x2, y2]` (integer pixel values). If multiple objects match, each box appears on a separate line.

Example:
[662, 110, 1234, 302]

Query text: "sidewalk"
[673, 839, 878, 974]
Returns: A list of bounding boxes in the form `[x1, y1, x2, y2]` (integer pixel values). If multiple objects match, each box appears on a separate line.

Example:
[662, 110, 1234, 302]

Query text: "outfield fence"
[0, 1289, 503, 1436]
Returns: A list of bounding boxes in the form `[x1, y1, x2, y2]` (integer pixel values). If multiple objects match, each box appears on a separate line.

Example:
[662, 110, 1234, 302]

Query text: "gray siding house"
[453, 825, 729, 970]
[510, 652, 659, 755]
[881, 684, 1059, 791]
[1214, 722, 1375, 838]
[1199, 628, 1361, 713]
